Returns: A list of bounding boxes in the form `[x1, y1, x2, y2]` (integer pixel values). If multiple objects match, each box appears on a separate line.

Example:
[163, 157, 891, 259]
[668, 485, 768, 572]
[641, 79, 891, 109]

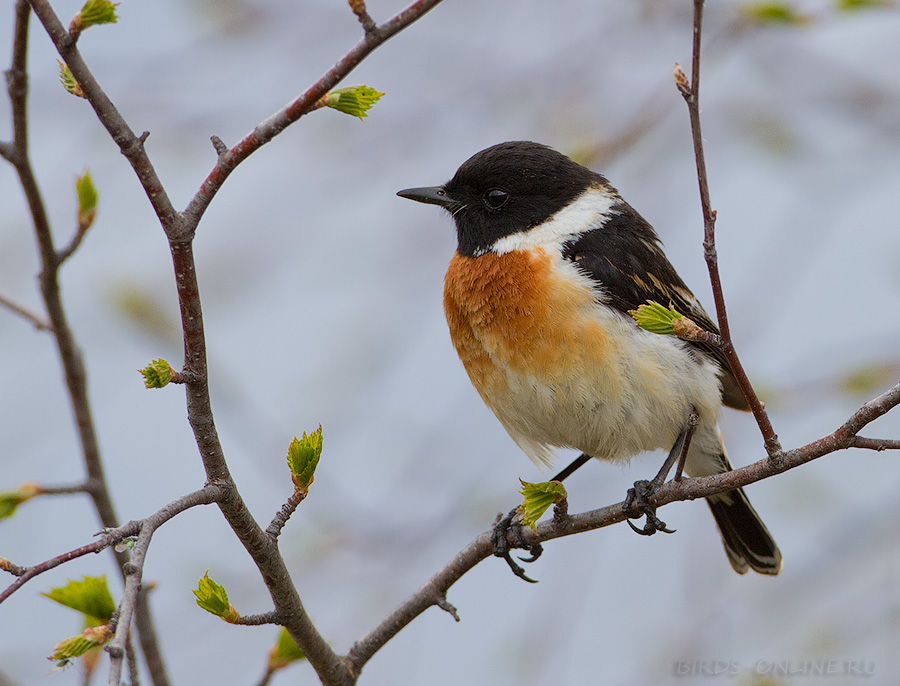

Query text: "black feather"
[561, 202, 750, 411]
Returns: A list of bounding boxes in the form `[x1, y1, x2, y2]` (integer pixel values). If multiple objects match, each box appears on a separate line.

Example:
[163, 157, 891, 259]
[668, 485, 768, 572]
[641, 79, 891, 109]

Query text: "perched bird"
[398, 141, 781, 575]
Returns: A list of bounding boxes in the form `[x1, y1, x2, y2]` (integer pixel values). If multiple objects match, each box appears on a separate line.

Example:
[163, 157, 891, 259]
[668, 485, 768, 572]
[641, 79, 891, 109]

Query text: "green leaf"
[114, 536, 136, 553]
[741, 1, 811, 24]
[0, 482, 41, 521]
[839, 362, 900, 396]
[42, 576, 116, 622]
[79, 0, 119, 28]
[75, 170, 98, 231]
[629, 300, 683, 335]
[267, 627, 306, 672]
[140, 358, 173, 388]
[517, 480, 567, 530]
[48, 624, 113, 668]
[75, 170, 98, 213]
[325, 86, 384, 120]
[835, 0, 889, 10]
[286, 426, 323, 493]
[193, 571, 239, 622]
[57, 60, 85, 98]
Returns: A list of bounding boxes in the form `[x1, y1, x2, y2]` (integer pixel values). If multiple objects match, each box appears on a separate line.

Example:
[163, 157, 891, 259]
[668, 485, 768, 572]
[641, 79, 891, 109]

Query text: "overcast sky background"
[2, 1, 900, 684]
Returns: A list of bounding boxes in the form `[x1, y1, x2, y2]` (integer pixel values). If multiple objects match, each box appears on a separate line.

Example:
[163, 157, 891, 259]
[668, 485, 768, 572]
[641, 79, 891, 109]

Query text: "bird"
[397, 141, 781, 576]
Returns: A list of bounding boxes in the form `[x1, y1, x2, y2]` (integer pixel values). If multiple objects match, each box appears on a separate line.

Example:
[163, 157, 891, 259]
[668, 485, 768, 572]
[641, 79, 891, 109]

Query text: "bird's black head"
[398, 141, 607, 257]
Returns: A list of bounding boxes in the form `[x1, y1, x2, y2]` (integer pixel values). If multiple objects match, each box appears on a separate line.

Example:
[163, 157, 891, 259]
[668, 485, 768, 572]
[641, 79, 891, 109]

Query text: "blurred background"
[2, 0, 900, 684]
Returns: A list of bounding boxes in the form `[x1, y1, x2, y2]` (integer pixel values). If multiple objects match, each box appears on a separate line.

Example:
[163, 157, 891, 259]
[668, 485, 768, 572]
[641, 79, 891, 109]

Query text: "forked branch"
[677, 0, 782, 456]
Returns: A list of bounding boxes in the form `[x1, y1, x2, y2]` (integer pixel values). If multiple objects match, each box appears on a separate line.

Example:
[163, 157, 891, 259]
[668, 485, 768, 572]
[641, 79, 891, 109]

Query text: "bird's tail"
[686, 426, 782, 575]
[705, 485, 781, 575]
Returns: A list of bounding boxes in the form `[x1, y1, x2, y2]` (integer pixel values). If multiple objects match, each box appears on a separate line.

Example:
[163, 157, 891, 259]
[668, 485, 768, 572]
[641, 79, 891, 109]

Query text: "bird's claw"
[623, 480, 676, 536]
[492, 510, 542, 583]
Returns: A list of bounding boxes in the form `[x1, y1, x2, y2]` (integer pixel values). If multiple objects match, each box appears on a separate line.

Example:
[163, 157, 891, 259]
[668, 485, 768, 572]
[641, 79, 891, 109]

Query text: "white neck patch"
[489, 185, 619, 255]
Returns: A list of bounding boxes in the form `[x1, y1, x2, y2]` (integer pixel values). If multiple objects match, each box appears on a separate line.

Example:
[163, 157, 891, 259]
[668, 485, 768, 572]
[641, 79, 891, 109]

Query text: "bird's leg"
[672, 411, 699, 483]
[549, 452, 592, 483]
[624, 411, 699, 536]
[491, 452, 592, 583]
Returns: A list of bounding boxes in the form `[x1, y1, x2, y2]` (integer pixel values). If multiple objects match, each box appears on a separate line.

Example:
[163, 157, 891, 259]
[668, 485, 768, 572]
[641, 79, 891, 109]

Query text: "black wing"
[561, 202, 749, 411]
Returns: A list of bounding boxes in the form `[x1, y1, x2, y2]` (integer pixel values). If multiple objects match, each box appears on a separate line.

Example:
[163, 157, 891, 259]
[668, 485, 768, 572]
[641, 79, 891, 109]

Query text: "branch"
[266, 490, 307, 540]
[347, 382, 900, 670]
[0, 292, 51, 331]
[234, 612, 281, 627]
[56, 220, 91, 264]
[0, 485, 222, 605]
[110, 486, 226, 686]
[25, 1, 445, 682]
[166, 241, 349, 682]
[677, 0, 782, 456]
[35, 480, 93, 496]
[0, 522, 139, 603]
[4, 5, 172, 683]
[26, 0, 181, 236]
[348, 0, 377, 35]
[181, 0, 446, 235]
[849, 436, 900, 451]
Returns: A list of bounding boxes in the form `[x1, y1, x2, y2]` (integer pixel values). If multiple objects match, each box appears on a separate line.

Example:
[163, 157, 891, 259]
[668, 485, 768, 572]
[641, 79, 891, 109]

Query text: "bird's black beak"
[397, 185, 458, 211]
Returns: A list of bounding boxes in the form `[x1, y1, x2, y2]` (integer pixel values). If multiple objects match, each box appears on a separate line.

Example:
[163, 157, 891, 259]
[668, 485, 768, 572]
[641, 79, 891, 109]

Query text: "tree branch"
[677, 0, 782, 457]
[348, 0, 377, 35]
[347, 382, 900, 670]
[266, 490, 307, 540]
[234, 612, 281, 627]
[106, 484, 223, 686]
[26, 0, 448, 682]
[56, 220, 91, 265]
[0, 522, 139, 603]
[0, 485, 222, 605]
[181, 0, 446, 235]
[3, 4, 173, 684]
[0, 292, 51, 331]
[848, 436, 900, 451]
[26, 0, 182, 236]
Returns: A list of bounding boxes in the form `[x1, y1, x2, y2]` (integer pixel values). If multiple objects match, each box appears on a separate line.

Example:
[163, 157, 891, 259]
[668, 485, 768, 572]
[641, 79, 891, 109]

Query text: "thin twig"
[0, 522, 140, 602]
[107, 518, 156, 686]
[56, 221, 91, 264]
[678, 0, 782, 457]
[348, 0, 377, 35]
[849, 436, 900, 451]
[103, 484, 224, 685]
[34, 480, 94, 496]
[181, 0, 446, 236]
[0, 485, 222, 605]
[0, 292, 52, 330]
[266, 490, 307, 540]
[27, 0, 182, 237]
[125, 635, 141, 686]
[234, 612, 281, 627]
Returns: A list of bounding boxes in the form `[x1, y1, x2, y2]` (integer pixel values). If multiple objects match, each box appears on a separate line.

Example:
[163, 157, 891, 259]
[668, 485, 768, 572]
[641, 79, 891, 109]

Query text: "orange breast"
[443, 248, 614, 401]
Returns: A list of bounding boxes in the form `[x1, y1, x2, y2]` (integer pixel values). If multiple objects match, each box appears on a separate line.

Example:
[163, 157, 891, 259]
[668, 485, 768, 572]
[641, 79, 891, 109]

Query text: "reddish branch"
[3, 2, 170, 684]
[104, 485, 223, 685]
[678, 0, 782, 457]
[181, 0, 445, 236]
[349, 382, 900, 665]
[25, 1, 448, 684]
[0, 292, 51, 330]
[0, 486, 222, 606]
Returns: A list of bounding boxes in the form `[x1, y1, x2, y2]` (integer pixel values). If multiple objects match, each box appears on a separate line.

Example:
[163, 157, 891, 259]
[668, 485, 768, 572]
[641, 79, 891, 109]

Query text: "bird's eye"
[483, 188, 509, 210]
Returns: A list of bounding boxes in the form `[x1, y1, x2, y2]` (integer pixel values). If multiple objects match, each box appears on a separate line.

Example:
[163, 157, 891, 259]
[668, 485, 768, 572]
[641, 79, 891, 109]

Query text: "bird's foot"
[623, 480, 676, 536]
[491, 508, 543, 583]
